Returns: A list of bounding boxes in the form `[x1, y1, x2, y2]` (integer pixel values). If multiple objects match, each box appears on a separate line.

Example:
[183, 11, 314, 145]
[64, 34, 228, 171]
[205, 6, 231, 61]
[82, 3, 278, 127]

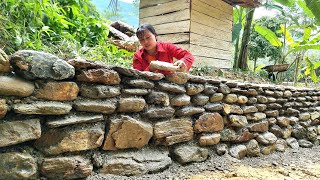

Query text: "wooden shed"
[139, 0, 260, 69]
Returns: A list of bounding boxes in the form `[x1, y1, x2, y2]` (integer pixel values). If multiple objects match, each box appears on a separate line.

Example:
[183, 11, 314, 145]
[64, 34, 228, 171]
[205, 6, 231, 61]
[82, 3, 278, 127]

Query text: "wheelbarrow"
[262, 64, 289, 81]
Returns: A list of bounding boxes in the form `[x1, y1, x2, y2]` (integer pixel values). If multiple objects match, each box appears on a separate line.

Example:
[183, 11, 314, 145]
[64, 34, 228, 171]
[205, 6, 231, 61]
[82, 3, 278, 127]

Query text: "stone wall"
[0, 50, 320, 179]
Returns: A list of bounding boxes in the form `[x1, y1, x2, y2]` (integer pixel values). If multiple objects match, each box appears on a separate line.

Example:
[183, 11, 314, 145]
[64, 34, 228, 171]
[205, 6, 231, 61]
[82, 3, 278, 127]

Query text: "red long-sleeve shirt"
[132, 42, 194, 74]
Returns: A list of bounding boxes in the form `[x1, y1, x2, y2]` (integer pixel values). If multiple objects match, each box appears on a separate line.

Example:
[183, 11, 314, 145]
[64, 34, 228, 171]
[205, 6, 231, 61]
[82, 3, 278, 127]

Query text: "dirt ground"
[88, 145, 320, 180]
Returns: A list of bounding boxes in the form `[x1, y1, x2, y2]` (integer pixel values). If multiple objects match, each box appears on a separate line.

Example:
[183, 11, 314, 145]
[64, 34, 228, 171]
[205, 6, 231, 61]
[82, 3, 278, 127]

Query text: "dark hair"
[136, 24, 157, 40]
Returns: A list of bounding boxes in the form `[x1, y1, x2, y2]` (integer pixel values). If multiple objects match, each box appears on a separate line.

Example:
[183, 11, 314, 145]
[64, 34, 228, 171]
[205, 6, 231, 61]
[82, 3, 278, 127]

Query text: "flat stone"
[175, 106, 205, 116]
[74, 99, 116, 114]
[256, 132, 277, 145]
[186, 83, 204, 95]
[224, 94, 238, 103]
[10, 50, 75, 80]
[229, 145, 247, 159]
[217, 83, 230, 94]
[170, 94, 191, 106]
[277, 117, 290, 127]
[194, 113, 224, 133]
[121, 88, 149, 95]
[299, 112, 311, 121]
[127, 79, 154, 89]
[210, 93, 224, 102]
[35, 123, 104, 155]
[0, 119, 41, 148]
[237, 95, 248, 104]
[286, 137, 299, 149]
[0, 152, 37, 179]
[0, 76, 34, 97]
[100, 159, 146, 176]
[154, 118, 193, 145]
[257, 95, 268, 103]
[0, 49, 10, 73]
[242, 106, 258, 113]
[248, 97, 257, 104]
[191, 94, 209, 106]
[144, 107, 175, 119]
[265, 110, 279, 117]
[204, 103, 223, 111]
[256, 104, 267, 111]
[248, 121, 269, 132]
[234, 128, 256, 142]
[118, 98, 146, 112]
[13, 101, 72, 115]
[35, 81, 79, 101]
[188, 74, 208, 83]
[223, 104, 243, 115]
[228, 115, 248, 128]
[243, 89, 258, 96]
[172, 145, 208, 164]
[103, 116, 152, 150]
[139, 71, 164, 80]
[203, 84, 218, 94]
[283, 90, 292, 97]
[268, 103, 282, 109]
[0, 99, 8, 119]
[199, 133, 221, 146]
[157, 82, 186, 93]
[261, 144, 276, 155]
[80, 84, 120, 98]
[246, 112, 267, 121]
[165, 72, 190, 84]
[77, 69, 120, 85]
[41, 156, 93, 179]
[46, 114, 104, 128]
[298, 139, 313, 148]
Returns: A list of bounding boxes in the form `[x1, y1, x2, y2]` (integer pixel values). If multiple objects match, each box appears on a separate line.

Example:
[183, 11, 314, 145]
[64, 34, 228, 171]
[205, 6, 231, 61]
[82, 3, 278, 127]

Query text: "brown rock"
[154, 118, 193, 145]
[210, 93, 224, 102]
[237, 95, 248, 104]
[165, 72, 190, 84]
[76, 69, 121, 85]
[103, 116, 153, 150]
[35, 123, 104, 155]
[0, 76, 34, 97]
[0, 49, 11, 73]
[74, 99, 116, 114]
[186, 83, 204, 95]
[41, 156, 93, 179]
[199, 134, 221, 146]
[118, 98, 146, 112]
[224, 94, 238, 103]
[248, 121, 269, 132]
[35, 81, 79, 101]
[223, 104, 243, 115]
[194, 113, 224, 133]
[228, 115, 248, 128]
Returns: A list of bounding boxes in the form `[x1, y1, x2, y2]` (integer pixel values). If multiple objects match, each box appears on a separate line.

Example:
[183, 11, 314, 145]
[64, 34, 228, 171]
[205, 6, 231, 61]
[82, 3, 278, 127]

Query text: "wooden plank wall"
[139, 0, 191, 49]
[190, 0, 233, 68]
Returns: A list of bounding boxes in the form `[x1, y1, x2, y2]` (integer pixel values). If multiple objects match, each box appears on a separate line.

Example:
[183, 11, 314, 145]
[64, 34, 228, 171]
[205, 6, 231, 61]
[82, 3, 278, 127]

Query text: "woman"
[132, 24, 194, 74]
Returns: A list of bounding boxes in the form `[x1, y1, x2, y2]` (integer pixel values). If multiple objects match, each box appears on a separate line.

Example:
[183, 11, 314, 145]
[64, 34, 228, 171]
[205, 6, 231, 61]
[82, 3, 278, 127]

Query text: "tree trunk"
[293, 53, 302, 85]
[237, 8, 255, 70]
[253, 57, 257, 71]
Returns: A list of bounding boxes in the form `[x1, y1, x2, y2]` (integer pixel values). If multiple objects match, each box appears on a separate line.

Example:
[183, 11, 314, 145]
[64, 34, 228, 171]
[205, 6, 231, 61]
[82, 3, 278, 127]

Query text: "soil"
[88, 145, 320, 180]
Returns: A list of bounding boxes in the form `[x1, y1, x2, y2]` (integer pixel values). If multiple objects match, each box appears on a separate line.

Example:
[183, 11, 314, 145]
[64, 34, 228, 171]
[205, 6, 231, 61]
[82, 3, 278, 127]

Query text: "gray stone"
[256, 104, 267, 111]
[100, 159, 147, 176]
[268, 103, 282, 109]
[292, 125, 307, 139]
[172, 145, 208, 164]
[204, 103, 223, 111]
[157, 82, 186, 93]
[121, 88, 149, 95]
[127, 79, 154, 89]
[229, 115, 248, 127]
[170, 94, 190, 106]
[265, 110, 279, 117]
[144, 107, 175, 119]
[224, 94, 238, 103]
[223, 104, 243, 115]
[203, 84, 218, 94]
[265, 90, 274, 96]
[256, 132, 277, 145]
[242, 106, 258, 113]
[275, 139, 288, 152]
[220, 128, 237, 141]
[74, 99, 116, 114]
[229, 145, 247, 159]
[210, 93, 224, 102]
[80, 84, 120, 98]
[191, 94, 209, 106]
[217, 83, 230, 94]
[138, 71, 165, 81]
[283, 90, 292, 97]
[268, 118, 277, 125]
[307, 127, 318, 142]
[0, 152, 37, 179]
[10, 50, 75, 80]
[0, 76, 34, 97]
[277, 117, 290, 127]
[146, 91, 169, 106]
[0, 119, 41, 147]
[257, 95, 268, 103]
[299, 112, 311, 121]
[286, 137, 299, 149]
[246, 112, 267, 121]
[41, 156, 93, 179]
[175, 106, 205, 116]
[274, 91, 283, 97]
[46, 114, 104, 128]
[248, 97, 257, 104]
[13, 101, 72, 115]
[261, 144, 276, 155]
[286, 108, 300, 116]
[118, 98, 146, 113]
[216, 144, 228, 155]
[298, 139, 313, 148]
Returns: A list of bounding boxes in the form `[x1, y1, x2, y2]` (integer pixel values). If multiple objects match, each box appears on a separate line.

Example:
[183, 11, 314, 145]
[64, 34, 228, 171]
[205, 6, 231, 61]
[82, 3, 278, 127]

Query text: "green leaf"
[280, 24, 294, 45]
[309, 34, 320, 44]
[297, 0, 315, 18]
[304, 0, 320, 23]
[274, 0, 295, 7]
[290, 44, 320, 53]
[232, 22, 242, 43]
[254, 25, 282, 47]
[302, 27, 312, 43]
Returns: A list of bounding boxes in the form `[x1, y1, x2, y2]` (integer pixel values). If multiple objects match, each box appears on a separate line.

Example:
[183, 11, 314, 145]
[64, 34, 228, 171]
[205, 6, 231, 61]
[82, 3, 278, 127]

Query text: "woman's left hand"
[174, 60, 187, 72]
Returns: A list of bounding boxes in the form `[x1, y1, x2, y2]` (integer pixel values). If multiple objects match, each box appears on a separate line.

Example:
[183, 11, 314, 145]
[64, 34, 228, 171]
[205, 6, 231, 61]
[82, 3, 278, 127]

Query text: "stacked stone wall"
[0, 50, 320, 179]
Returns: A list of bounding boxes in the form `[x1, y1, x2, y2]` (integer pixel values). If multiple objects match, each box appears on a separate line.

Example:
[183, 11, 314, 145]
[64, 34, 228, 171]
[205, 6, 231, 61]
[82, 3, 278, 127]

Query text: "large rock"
[77, 69, 121, 85]
[157, 82, 186, 93]
[0, 49, 10, 73]
[103, 116, 153, 150]
[0, 119, 41, 147]
[13, 101, 72, 115]
[41, 156, 93, 179]
[170, 94, 191, 106]
[34, 81, 79, 101]
[191, 94, 209, 106]
[74, 99, 116, 114]
[154, 118, 193, 145]
[194, 113, 224, 133]
[35, 123, 104, 155]
[256, 132, 277, 145]
[0, 76, 34, 97]
[46, 114, 104, 128]
[146, 91, 169, 106]
[171, 145, 208, 164]
[165, 72, 190, 84]
[10, 50, 75, 80]
[98, 148, 171, 175]
[0, 152, 37, 180]
[0, 99, 8, 119]
[80, 84, 121, 98]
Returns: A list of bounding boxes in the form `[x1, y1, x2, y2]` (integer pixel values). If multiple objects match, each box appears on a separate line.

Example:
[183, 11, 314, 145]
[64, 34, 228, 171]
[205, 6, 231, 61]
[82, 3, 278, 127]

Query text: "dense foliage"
[0, 0, 133, 67]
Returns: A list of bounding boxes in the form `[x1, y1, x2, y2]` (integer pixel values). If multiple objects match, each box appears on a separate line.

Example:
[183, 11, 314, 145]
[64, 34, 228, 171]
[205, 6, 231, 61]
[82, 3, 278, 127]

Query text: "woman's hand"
[174, 60, 187, 72]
